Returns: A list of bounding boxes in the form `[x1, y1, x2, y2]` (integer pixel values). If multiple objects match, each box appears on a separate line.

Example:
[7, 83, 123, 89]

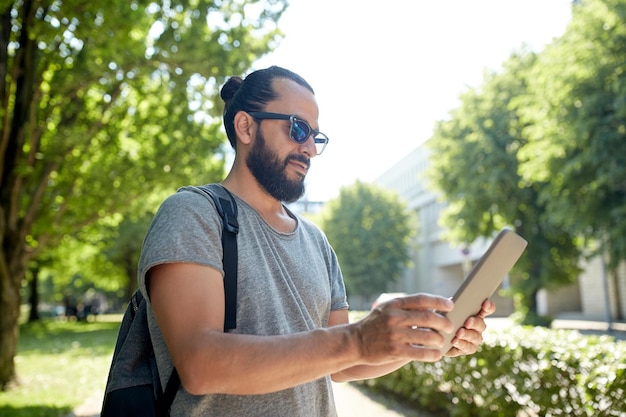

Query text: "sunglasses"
[247, 112, 329, 155]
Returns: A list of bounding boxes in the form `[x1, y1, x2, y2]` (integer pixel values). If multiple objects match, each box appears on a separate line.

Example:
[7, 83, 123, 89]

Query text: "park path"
[68, 389, 102, 417]
[332, 381, 434, 417]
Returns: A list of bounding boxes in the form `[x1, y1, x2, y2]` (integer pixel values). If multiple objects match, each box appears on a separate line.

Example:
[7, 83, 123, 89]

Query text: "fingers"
[463, 315, 487, 333]
[356, 293, 457, 363]
[445, 300, 495, 357]
[444, 325, 483, 357]
[391, 293, 455, 314]
[477, 299, 496, 318]
[375, 294, 455, 335]
[355, 322, 448, 363]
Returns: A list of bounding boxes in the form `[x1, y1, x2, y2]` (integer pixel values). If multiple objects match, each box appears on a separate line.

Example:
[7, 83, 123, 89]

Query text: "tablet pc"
[439, 228, 528, 353]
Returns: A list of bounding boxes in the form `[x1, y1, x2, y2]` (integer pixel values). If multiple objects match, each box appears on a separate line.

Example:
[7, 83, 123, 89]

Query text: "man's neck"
[221, 172, 297, 233]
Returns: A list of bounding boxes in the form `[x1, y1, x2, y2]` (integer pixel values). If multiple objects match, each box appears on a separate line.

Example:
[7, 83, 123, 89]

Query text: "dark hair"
[220, 66, 314, 148]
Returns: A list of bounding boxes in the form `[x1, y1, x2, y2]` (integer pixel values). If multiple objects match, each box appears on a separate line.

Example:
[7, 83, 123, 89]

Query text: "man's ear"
[233, 111, 255, 146]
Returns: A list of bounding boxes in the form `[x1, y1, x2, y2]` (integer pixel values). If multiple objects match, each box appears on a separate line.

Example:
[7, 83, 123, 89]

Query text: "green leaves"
[519, 0, 626, 269]
[3, 0, 287, 253]
[0, 0, 287, 388]
[426, 0, 626, 319]
[361, 326, 626, 416]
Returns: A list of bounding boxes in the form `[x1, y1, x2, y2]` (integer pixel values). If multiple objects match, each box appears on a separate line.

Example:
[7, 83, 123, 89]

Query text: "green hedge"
[357, 326, 626, 417]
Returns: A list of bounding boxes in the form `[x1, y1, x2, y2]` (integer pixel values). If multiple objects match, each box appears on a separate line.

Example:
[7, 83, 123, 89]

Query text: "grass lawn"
[0, 315, 122, 417]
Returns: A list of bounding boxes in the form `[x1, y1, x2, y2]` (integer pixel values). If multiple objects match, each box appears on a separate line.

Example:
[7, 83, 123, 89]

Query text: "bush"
[357, 326, 626, 416]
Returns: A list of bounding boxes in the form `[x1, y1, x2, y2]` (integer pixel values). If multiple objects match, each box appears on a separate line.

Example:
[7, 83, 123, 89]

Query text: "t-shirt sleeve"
[138, 189, 224, 299]
[328, 246, 349, 311]
[301, 218, 348, 312]
[297, 216, 349, 312]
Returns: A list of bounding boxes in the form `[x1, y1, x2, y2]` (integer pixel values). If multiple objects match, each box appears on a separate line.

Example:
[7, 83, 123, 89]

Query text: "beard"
[246, 129, 309, 203]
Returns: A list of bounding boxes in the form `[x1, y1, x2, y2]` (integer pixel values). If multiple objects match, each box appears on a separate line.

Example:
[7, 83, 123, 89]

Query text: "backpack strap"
[196, 183, 239, 331]
[159, 368, 181, 417]
[160, 183, 239, 414]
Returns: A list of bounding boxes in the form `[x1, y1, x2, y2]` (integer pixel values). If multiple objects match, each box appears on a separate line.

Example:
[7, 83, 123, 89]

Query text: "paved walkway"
[333, 382, 434, 417]
[551, 316, 626, 340]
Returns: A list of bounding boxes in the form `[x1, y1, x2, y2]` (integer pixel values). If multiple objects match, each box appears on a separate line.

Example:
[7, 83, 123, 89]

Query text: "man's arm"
[148, 262, 458, 396]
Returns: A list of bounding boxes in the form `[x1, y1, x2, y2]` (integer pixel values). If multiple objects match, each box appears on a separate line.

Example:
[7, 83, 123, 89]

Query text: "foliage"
[318, 181, 416, 298]
[20, 213, 151, 315]
[23, 209, 167, 313]
[0, 0, 287, 389]
[426, 49, 582, 318]
[0, 318, 120, 417]
[517, 0, 626, 271]
[106, 213, 153, 295]
[359, 325, 626, 417]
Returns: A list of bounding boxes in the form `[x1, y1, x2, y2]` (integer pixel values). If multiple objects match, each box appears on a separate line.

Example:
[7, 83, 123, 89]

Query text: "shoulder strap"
[160, 184, 239, 413]
[196, 183, 239, 331]
[159, 368, 180, 417]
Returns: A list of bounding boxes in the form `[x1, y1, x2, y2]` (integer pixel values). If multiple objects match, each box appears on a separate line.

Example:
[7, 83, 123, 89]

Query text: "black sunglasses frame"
[247, 111, 329, 155]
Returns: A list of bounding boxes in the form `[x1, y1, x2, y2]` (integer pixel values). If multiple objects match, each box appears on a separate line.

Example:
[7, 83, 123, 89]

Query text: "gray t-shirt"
[138, 186, 349, 417]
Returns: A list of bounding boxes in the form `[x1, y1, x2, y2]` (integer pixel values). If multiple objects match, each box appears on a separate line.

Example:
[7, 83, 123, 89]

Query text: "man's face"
[246, 127, 309, 203]
[244, 78, 321, 203]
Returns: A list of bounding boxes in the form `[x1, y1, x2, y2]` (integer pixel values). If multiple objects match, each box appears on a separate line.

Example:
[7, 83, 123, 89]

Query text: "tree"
[101, 211, 155, 302]
[427, 49, 581, 323]
[28, 211, 157, 316]
[0, 0, 286, 390]
[517, 0, 626, 319]
[318, 181, 415, 300]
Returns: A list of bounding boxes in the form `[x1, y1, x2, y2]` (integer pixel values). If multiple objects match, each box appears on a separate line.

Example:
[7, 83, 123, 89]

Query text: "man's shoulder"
[150, 186, 222, 223]
[175, 184, 221, 200]
[160, 185, 222, 207]
[294, 213, 331, 243]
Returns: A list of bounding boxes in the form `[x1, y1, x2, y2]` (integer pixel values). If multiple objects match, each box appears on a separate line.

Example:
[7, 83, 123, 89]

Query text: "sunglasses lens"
[314, 134, 328, 155]
[291, 119, 310, 143]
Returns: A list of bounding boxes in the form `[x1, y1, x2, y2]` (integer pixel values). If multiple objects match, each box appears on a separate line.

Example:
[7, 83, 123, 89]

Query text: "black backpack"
[100, 184, 239, 417]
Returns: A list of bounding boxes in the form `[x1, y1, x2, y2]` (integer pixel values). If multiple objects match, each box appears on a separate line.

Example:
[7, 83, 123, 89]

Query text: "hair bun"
[220, 76, 243, 107]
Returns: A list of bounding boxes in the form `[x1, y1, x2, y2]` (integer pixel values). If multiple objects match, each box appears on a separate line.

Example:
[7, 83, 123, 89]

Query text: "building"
[374, 141, 626, 322]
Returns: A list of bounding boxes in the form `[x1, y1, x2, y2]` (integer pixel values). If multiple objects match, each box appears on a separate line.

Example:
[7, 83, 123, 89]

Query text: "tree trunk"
[0, 0, 37, 391]
[524, 260, 542, 317]
[124, 258, 138, 302]
[0, 258, 22, 391]
[0, 205, 29, 390]
[28, 267, 40, 322]
[528, 287, 539, 315]
[610, 269, 623, 321]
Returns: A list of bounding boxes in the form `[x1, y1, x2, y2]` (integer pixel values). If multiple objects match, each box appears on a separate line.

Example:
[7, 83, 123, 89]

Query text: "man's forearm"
[331, 359, 412, 383]
[178, 325, 360, 395]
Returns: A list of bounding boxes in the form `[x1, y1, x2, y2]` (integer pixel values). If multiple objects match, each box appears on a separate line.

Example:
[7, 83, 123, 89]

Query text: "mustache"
[286, 154, 310, 169]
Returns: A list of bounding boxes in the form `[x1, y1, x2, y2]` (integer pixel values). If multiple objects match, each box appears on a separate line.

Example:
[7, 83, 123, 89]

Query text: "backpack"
[100, 184, 239, 417]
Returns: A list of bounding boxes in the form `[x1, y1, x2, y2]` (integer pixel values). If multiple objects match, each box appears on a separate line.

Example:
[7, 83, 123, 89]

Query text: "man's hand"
[445, 299, 496, 357]
[331, 296, 496, 382]
[353, 294, 455, 364]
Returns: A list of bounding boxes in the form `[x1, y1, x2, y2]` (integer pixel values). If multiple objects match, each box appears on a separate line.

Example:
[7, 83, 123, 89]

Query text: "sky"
[251, 0, 573, 202]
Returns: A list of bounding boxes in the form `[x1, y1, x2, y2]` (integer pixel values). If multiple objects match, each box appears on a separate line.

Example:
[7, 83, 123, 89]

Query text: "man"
[139, 66, 495, 416]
